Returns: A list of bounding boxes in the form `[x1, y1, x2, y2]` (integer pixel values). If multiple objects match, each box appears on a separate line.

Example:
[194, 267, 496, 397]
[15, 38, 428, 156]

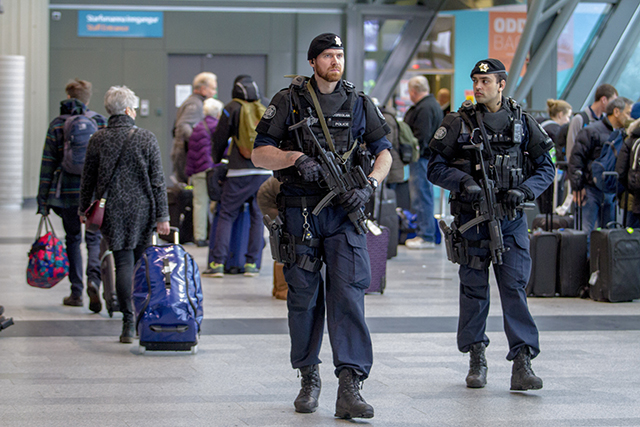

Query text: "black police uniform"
[428, 93, 554, 361]
[254, 76, 391, 378]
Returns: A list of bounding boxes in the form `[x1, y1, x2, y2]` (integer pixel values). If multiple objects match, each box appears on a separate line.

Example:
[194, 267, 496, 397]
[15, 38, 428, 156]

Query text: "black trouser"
[112, 245, 146, 324]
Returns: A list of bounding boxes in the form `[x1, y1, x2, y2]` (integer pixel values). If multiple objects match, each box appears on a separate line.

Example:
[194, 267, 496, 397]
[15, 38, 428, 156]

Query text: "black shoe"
[294, 364, 321, 413]
[335, 368, 374, 419]
[63, 294, 83, 307]
[510, 347, 543, 391]
[119, 321, 135, 344]
[87, 281, 102, 314]
[466, 342, 488, 388]
[195, 240, 209, 247]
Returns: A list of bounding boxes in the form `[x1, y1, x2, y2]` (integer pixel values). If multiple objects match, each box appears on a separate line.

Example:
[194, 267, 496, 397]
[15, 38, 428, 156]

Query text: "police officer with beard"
[252, 33, 392, 419]
[428, 59, 554, 391]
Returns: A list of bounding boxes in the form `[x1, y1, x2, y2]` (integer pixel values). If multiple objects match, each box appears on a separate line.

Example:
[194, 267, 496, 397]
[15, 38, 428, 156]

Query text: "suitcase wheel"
[191, 345, 198, 355]
[138, 345, 146, 355]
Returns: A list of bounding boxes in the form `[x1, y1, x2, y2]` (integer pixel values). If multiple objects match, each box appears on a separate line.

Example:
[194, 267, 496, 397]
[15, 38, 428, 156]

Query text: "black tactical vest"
[458, 99, 526, 192]
[276, 77, 358, 185]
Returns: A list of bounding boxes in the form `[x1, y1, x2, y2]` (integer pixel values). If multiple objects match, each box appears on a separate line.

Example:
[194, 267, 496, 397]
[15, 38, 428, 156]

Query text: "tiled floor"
[1, 207, 639, 426]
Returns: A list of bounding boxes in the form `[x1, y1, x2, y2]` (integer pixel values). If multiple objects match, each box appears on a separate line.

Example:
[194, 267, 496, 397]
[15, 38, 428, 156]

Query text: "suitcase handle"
[149, 324, 189, 333]
[153, 226, 180, 245]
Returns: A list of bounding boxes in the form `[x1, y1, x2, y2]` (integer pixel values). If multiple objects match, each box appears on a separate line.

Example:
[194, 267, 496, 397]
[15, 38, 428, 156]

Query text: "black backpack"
[60, 111, 99, 175]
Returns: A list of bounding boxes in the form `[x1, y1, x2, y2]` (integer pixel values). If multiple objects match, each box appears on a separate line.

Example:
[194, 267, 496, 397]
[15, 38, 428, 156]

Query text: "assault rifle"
[439, 142, 507, 266]
[289, 117, 369, 235]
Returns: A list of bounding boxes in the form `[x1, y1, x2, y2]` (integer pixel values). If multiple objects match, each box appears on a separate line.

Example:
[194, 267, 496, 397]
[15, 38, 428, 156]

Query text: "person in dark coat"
[614, 103, 640, 228]
[79, 85, 170, 343]
[185, 97, 224, 246]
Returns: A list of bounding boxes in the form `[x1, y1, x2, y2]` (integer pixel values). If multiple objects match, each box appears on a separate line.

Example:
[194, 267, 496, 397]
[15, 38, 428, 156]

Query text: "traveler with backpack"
[204, 75, 272, 277]
[185, 98, 224, 246]
[614, 102, 640, 228]
[569, 97, 633, 241]
[566, 84, 618, 161]
[37, 79, 106, 312]
[378, 103, 414, 210]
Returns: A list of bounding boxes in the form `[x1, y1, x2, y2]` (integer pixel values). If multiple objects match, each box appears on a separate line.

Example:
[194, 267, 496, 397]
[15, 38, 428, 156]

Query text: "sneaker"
[202, 262, 224, 278]
[87, 281, 102, 314]
[244, 263, 260, 277]
[63, 294, 83, 307]
[405, 236, 436, 250]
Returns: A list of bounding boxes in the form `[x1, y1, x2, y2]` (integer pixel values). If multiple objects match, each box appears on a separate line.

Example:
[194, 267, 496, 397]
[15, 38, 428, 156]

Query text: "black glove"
[339, 185, 373, 213]
[37, 205, 49, 216]
[294, 154, 322, 182]
[504, 188, 525, 210]
[460, 178, 482, 203]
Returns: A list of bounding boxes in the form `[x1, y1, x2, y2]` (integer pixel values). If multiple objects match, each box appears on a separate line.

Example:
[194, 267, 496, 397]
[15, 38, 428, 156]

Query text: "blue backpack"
[591, 129, 624, 194]
[60, 111, 99, 175]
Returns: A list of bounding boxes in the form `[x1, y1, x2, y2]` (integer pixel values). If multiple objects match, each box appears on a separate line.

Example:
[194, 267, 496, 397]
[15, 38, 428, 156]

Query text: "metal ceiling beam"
[366, 2, 445, 105]
[511, 0, 579, 102]
[564, 0, 640, 110]
[503, 0, 548, 97]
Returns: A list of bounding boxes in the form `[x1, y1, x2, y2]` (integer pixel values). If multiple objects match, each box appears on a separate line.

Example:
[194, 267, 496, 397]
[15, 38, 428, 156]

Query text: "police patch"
[434, 126, 447, 140]
[263, 105, 276, 120]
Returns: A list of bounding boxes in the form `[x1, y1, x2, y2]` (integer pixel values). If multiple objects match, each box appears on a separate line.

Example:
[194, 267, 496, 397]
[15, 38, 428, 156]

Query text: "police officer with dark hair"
[428, 59, 554, 391]
[252, 33, 392, 419]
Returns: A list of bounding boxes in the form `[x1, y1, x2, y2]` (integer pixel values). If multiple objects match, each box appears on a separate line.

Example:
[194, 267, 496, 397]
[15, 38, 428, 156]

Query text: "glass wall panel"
[614, 39, 640, 102]
[557, 3, 611, 97]
[363, 19, 407, 94]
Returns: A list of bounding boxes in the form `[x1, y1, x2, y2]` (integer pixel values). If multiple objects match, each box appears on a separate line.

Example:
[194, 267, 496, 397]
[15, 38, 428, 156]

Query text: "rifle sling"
[305, 80, 356, 162]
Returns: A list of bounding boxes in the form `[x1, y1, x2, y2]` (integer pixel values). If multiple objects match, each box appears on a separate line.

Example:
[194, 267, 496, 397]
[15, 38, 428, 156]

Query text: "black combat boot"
[335, 368, 374, 419]
[510, 347, 543, 391]
[466, 342, 488, 388]
[294, 364, 321, 413]
[119, 321, 135, 344]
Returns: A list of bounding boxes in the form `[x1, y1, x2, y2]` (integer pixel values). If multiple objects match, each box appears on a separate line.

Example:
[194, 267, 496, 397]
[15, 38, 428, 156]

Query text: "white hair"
[408, 75, 430, 94]
[193, 72, 217, 90]
[104, 86, 137, 116]
[203, 98, 224, 118]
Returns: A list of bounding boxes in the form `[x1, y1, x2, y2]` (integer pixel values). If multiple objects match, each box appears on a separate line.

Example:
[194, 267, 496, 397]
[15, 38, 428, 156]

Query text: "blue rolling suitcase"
[209, 202, 264, 274]
[133, 230, 203, 353]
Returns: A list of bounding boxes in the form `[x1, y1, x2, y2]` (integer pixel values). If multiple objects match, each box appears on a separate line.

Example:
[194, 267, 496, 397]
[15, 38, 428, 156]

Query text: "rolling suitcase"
[376, 186, 398, 259]
[99, 239, 119, 317]
[555, 202, 588, 297]
[365, 225, 389, 294]
[589, 226, 640, 302]
[133, 229, 203, 353]
[527, 230, 558, 297]
[208, 202, 264, 274]
[164, 183, 193, 244]
[531, 214, 573, 231]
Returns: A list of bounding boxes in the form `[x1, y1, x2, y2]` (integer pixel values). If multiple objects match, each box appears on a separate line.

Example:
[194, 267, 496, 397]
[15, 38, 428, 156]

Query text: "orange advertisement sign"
[489, 11, 527, 77]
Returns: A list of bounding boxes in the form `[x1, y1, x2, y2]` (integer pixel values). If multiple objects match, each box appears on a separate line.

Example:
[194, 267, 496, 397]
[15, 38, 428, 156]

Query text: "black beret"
[307, 33, 344, 60]
[470, 59, 507, 78]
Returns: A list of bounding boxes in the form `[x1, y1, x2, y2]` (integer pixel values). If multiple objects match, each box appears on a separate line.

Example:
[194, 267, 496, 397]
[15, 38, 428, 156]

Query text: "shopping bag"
[26, 215, 69, 288]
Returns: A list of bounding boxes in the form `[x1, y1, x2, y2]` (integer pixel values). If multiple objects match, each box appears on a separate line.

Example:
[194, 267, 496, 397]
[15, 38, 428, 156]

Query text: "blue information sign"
[78, 11, 163, 38]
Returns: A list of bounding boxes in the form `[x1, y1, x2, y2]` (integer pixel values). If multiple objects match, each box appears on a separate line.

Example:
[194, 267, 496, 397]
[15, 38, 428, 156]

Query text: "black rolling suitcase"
[99, 239, 119, 317]
[377, 186, 398, 259]
[365, 225, 389, 294]
[589, 225, 640, 302]
[527, 233, 558, 297]
[556, 203, 589, 297]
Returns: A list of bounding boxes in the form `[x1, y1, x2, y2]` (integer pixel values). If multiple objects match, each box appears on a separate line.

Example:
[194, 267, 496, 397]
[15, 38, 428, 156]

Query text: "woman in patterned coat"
[79, 86, 170, 343]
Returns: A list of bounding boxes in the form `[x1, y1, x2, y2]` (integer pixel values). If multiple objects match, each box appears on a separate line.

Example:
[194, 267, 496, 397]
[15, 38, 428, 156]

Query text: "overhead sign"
[489, 11, 527, 77]
[78, 11, 163, 38]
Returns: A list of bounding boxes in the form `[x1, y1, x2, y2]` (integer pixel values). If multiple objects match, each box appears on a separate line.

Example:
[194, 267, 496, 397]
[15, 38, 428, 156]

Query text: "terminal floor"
[1, 208, 639, 427]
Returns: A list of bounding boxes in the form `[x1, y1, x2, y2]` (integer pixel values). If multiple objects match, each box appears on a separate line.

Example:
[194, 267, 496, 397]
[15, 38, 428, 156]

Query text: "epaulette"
[460, 100, 474, 111]
[343, 80, 355, 90]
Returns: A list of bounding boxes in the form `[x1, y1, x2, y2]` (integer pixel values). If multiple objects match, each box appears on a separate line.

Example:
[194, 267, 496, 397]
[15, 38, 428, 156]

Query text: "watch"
[368, 177, 379, 190]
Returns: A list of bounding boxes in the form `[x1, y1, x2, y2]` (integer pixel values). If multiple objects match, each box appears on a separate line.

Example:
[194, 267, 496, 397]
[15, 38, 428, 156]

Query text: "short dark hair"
[605, 96, 632, 116]
[594, 83, 618, 103]
[65, 78, 92, 105]
[496, 72, 508, 86]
